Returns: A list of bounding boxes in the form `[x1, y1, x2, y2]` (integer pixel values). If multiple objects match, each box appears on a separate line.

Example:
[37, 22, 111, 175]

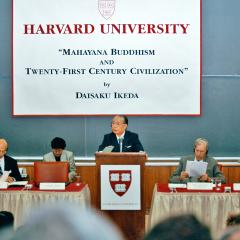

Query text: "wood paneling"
[77, 166, 97, 207]
[22, 166, 35, 181]
[221, 165, 240, 183]
[144, 166, 171, 212]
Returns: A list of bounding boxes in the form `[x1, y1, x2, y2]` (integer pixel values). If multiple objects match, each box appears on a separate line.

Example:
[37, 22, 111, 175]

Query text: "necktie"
[119, 138, 123, 152]
[0, 166, 2, 175]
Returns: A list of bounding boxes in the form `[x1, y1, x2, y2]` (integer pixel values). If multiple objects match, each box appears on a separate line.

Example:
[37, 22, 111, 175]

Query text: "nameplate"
[233, 183, 240, 191]
[187, 182, 213, 190]
[0, 182, 8, 189]
[168, 183, 187, 189]
[39, 183, 65, 190]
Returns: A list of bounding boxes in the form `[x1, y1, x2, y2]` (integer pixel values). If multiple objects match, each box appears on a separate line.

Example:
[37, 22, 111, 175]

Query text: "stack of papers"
[102, 146, 114, 152]
[0, 181, 28, 189]
[0, 170, 11, 182]
[8, 181, 28, 187]
[186, 161, 208, 177]
[0, 170, 28, 188]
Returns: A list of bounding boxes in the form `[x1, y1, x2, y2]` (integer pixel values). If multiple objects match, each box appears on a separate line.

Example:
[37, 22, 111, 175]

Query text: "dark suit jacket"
[98, 131, 144, 152]
[98, 130, 144, 152]
[4, 155, 22, 181]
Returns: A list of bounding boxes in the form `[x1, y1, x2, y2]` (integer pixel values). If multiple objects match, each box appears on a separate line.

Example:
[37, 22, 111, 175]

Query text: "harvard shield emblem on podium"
[109, 170, 132, 197]
[101, 165, 140, 210]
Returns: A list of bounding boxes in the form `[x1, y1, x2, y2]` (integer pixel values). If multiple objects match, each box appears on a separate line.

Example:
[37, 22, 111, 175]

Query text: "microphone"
[119, 137, 123, 152]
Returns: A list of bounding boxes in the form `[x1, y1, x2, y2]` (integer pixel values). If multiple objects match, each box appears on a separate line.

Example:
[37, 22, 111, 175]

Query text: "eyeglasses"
[111, 121, 126, 126]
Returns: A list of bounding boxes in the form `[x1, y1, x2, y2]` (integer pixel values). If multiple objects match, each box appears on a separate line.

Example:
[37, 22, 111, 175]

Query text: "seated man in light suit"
[169, 138, 226, 183]
[43, 137, 76, 182]
[98, 115, 144, 152]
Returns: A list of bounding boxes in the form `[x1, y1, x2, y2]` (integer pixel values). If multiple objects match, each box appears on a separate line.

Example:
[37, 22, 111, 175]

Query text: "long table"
[0, 183, 90, 229]
[149, 183, 240, 239]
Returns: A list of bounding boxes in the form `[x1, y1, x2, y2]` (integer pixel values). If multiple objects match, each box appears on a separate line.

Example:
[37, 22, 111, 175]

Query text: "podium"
[95, 152, 147, 240]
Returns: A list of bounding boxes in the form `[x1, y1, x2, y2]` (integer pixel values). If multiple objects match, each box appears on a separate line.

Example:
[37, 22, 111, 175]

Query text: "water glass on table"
[224, 186, 231, 193]
[75, 175, 81, 186]
[215, 179, 222, 191]
[169, 187, 177, 193]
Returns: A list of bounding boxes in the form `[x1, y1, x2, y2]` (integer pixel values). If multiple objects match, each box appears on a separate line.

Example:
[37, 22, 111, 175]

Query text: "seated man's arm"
[213, 163, 226, 183]
[198, 174, 211, 182]
[169, 159, 190, 183]
[11, 160, 22, 181]
[68, 152, 76, 182]
[43, 153, 50, 161]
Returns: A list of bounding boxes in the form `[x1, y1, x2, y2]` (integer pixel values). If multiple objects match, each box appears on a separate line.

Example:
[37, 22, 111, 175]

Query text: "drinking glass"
[24, 184, 33, 190]
[75, 175, 81, 186]
[169, 187, 177, 193]
[215, 179, 221, 191]
[224, 186, 231, 193]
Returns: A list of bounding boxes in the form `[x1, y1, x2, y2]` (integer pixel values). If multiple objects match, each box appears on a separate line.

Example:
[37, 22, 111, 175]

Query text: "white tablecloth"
[149, 185, 240, 239]
[0, 184, 91, 229]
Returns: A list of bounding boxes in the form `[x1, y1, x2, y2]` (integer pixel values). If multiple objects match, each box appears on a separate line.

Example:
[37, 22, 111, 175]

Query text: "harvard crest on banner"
[98, 0, 115, 20]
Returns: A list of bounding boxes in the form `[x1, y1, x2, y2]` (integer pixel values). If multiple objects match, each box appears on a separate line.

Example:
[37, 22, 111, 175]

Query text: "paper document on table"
[8, 181, 28, 187]
[0, 171, 11, 182]
[101, 146, 114, 152]
[0, 170, 11, 182]
[186, 161, 208, 177]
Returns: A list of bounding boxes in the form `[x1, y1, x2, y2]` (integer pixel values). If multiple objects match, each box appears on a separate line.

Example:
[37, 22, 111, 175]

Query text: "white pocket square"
[125, 145, 132, 148]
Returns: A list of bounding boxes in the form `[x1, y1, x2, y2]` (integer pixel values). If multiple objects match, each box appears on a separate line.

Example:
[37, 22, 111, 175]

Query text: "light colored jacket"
[43, 150, 76, 181]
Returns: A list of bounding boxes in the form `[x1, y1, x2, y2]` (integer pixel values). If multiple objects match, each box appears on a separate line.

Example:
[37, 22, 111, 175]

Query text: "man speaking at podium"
[98, 115, 144, 152]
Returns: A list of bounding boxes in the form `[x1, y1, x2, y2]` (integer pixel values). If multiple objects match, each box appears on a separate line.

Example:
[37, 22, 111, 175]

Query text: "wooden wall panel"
[144, 166, 171, 212]
[221, 167, 229, 182]
[21, 166, 35, 181]
[224, 166, 240, 183]
[77, 166, 97, 207]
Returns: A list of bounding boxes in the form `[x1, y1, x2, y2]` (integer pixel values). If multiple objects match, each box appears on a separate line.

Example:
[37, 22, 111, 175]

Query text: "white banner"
[13, 0, 201, 115]
[101, 165, 140, 210]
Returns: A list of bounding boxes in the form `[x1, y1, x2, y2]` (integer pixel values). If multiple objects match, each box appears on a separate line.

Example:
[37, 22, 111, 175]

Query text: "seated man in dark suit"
[0, 138, 22, 182]
[98, 115, 144, 152]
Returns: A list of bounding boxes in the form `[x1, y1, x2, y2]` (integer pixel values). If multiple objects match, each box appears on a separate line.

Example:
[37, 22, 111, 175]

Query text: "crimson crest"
[98, 0, 115, 20]
[109, 170, 132, 197]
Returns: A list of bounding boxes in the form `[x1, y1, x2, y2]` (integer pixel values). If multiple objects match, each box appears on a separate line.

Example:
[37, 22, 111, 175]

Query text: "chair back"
[34, 162, 69, 186]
